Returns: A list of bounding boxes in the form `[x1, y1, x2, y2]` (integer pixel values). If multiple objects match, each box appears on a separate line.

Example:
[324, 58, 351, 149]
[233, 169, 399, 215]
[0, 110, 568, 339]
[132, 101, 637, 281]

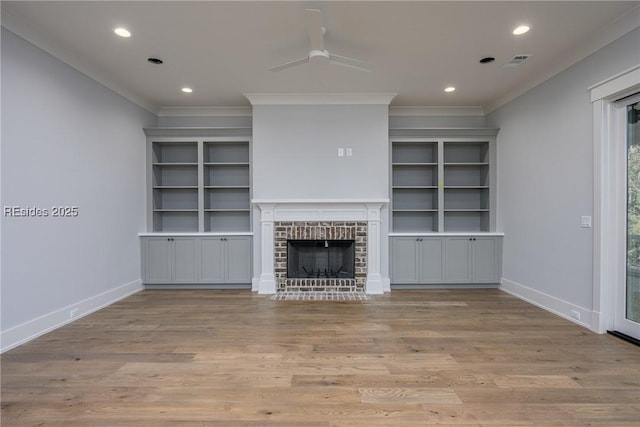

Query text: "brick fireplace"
[274, 221, 367, 291]
[252, 200, 387, 294]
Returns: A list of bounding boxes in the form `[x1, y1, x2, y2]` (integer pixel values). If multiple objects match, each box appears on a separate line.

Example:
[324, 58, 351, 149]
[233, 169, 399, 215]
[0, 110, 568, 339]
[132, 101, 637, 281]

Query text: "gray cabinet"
[391, 235, 502, 285]
[200, 236, 252, 283]
[443, 237, 472, 283]
[142, 237, 198, 284]
[141, 235, 251, 286]
[391, 237, 443, 283]
[444, 236, 502, 283]
[471, 237, 501, 283]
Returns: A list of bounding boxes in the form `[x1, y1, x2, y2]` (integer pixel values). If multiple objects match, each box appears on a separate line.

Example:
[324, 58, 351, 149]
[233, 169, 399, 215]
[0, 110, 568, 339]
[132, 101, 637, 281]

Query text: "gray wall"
[157, 115, 251, 128]
[389, 114, 486, 129]
[486, 28, 640, 311]
[1, 29, 156, 350]
[252, 104, 389, 199]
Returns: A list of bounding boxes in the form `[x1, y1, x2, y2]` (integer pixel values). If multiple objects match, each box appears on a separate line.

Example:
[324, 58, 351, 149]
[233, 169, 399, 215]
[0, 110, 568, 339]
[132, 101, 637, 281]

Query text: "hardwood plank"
[493, 375, 583, 389]
[359, 387, 462, 404]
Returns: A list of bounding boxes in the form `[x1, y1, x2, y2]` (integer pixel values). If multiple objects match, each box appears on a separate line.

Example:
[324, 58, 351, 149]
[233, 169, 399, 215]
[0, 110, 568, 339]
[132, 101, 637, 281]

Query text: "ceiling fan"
[269, 9, 370, 73]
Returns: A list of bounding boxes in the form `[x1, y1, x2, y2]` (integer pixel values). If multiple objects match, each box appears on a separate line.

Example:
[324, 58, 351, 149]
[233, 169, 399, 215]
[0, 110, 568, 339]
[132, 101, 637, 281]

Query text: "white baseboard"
[500, 278, 599, 332]
[1, 279, 143, 353]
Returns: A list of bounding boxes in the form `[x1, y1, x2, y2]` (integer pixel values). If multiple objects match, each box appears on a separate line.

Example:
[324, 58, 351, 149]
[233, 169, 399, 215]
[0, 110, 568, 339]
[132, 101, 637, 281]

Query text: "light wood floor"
[2, 290, 639, 426]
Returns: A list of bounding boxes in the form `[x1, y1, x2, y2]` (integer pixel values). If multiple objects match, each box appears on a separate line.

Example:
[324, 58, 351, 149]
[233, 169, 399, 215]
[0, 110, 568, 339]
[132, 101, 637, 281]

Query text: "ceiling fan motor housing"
[309, 49, 330, 63]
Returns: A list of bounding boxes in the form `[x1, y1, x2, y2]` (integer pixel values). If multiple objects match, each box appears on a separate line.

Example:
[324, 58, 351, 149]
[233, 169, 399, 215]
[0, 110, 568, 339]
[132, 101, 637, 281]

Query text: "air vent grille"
[504, 54, 532, 68]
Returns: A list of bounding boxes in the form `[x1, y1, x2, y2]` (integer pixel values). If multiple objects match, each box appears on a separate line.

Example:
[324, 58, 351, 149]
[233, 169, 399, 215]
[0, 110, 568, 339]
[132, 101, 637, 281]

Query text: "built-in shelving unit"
[392, 141, 439, 232]
[203, 141, 251, 232]
[152, 142, 199, 232]
[390, 132, 497, 233]
[146, 130, 251, 233]
[443, 141, 490, 232]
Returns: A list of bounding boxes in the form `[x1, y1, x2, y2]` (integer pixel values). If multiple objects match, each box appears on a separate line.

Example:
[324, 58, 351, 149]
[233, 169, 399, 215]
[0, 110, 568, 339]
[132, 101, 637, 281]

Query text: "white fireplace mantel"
[252, 199, 388, 295]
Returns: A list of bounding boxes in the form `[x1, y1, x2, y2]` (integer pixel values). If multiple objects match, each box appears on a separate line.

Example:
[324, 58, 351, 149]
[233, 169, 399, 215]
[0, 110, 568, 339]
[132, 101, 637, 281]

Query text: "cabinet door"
[420, 238, 444, 283]
[200, 238, 226, 283]
[143, 237, 172, 283]
[225, 237, 252, 283]
[472, 237, 499, 283]
[444, 237, 472, 282]
[172, 238, 198, 283]
[391, 237, 420, 283]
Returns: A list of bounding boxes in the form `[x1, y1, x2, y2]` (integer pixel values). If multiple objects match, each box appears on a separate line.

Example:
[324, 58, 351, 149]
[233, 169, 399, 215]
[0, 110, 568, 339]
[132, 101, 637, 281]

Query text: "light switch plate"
[337, 148, 344, 157]
[581, 216, 592, 228]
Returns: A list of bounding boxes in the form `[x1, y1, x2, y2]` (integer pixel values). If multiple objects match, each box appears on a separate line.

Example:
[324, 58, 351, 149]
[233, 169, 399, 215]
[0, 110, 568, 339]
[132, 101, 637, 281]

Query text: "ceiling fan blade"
[330, 53, 365, 64]
[305, 8, 325, 51]
[329, 59, 371, 73]
[329, 54, 371, 72]
[269, 57, 309, 72]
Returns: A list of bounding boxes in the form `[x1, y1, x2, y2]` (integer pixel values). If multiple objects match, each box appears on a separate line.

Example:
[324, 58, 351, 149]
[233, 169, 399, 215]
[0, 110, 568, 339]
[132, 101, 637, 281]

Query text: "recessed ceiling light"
[513, 25, 530, 36]
[444, 86, 456, 93]
[181, 87, 193, 93]
[114, 27, 131, 38]
[480, 57, 495, 64]
[147, 57, 164, 65]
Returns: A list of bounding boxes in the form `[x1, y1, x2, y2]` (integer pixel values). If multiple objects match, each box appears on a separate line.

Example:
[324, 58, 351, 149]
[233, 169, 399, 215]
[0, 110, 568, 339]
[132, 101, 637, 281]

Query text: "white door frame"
[590, 65, 640, 333]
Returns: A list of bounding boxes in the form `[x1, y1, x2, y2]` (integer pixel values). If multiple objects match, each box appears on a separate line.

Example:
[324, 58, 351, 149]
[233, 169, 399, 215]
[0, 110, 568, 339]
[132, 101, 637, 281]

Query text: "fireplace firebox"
[287, 240, 355, 279]
[272, 220, 368, 292]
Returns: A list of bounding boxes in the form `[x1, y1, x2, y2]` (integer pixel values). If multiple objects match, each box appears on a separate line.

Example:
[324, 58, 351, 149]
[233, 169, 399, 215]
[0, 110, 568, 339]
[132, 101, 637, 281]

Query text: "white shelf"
[393, 185, 438, 189]
[443, 162, 489, 166]
[444, 209, 490, 212]
[205, 162, 250, 166]
[393, 209, 438, 212]
[153, 162, 198, 166]
[392, 163, 438, 166]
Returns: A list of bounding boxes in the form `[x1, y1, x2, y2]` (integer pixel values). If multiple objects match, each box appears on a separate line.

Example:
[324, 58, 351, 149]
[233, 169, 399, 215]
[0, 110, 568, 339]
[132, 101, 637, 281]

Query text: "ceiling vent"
[504, 54, 532, 68]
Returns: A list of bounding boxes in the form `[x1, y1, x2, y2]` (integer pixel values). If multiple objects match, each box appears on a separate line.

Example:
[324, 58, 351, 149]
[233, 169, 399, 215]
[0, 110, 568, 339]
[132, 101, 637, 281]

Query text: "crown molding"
[389, 106, 484, 117]
[244, 93, 397, 106]
[157, 107, 252, 117]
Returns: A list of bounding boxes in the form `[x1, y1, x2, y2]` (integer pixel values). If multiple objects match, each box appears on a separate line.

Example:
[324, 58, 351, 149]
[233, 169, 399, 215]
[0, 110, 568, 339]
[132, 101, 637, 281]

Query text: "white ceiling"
[2, 1, 639, 114]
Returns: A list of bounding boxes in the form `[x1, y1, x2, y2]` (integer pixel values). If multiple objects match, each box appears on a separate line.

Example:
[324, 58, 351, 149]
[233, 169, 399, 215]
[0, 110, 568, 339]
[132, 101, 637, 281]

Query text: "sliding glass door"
[615, 96, 640, 339]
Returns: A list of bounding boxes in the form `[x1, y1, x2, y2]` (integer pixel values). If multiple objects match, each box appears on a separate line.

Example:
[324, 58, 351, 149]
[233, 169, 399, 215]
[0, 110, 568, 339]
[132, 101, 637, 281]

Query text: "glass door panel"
[626, 101, 640, 325]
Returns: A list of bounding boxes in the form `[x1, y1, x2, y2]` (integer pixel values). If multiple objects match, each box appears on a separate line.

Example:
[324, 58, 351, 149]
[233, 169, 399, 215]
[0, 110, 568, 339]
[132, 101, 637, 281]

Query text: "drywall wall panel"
[486, 28, 640, 311]
[1, 28, 156, 349]
[252, 104, 389, 199]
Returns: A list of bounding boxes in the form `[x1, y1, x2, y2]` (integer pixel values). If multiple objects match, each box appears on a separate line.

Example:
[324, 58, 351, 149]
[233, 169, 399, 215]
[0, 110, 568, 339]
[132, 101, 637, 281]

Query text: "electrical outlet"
[570, 310, 581, 321]
[70, 308, 80, 319]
